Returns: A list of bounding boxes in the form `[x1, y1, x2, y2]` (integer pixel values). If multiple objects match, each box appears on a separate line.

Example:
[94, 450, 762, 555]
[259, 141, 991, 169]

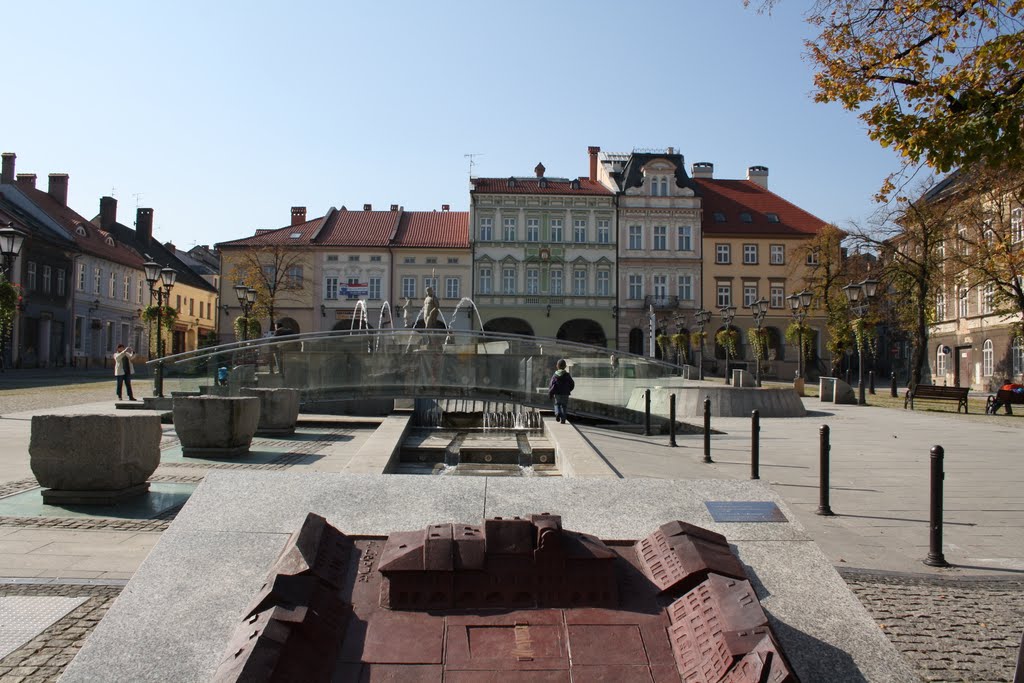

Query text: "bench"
[904, 385, 970, 413]
[986, 388, 1024, 415]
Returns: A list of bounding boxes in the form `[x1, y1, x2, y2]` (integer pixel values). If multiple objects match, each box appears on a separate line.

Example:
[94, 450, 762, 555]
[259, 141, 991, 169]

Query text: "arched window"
[982, 339, 994, 377]
[936, 345, 947, 377]
[1013, 337, 1024, 378]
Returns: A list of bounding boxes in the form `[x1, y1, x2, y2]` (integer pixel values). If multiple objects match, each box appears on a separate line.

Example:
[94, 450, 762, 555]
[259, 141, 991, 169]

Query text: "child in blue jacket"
[548, 359, 575, 424]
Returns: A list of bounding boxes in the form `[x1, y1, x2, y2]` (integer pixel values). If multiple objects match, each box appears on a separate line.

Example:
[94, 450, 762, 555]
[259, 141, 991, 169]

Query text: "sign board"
[704, 501, 788, 523]
[340, 283, 368, 298]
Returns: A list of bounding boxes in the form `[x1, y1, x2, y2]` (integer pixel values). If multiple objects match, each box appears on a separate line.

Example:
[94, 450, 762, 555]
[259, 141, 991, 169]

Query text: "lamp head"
[160, 267, 177, 289]
[143, 260, 161, 285]
[0, 223, 26, 260]
[862, 278, 879, 299]
[843, 282, 861, 303]
[245, 287, 257, 305]
[799, 290, 813, 309]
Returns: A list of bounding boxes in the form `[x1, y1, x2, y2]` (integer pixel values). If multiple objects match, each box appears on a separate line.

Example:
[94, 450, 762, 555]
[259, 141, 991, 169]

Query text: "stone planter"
[173, 396, 260, 458]
[29, 414, 162, 504]
[241, 388, 300, 436]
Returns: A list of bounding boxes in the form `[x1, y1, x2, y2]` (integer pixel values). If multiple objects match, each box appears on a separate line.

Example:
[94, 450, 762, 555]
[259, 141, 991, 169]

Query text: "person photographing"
[114, 344, 136, 401]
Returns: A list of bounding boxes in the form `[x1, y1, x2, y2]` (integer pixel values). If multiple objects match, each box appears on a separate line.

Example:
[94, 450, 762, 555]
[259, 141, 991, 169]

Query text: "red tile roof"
[393, 211, 469, 248]
[18, 186, 146, 268]
[313, 209, 400, 246]
[695, 179, 829, 237]
[471, 177, 612, 196]
[217, 215, 328, 248]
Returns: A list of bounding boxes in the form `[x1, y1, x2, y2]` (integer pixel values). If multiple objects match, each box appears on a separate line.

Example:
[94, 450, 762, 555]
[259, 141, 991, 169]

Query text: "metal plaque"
[705, 501, 787, 523]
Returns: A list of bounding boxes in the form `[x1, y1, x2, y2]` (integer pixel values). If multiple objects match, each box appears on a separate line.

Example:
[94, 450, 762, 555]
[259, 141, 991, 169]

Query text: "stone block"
[819, 377, 836, 402]
[732, 369, 756, 387]
[173, 396, 260, 458]
[241, 388, 301, 436]
[29, 414, 161, 503]
[833, 379, 857, 404]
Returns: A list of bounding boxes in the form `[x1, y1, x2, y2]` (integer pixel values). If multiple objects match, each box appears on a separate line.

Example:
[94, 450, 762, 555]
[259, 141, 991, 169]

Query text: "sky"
[2, 1, 906, 250]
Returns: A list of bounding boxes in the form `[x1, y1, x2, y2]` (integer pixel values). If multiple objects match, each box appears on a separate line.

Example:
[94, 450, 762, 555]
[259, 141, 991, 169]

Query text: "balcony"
[644, 295, 679, 310]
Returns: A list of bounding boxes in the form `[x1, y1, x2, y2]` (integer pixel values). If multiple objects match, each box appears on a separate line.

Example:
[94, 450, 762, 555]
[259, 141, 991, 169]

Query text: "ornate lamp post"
[787, 290, 813, 381]
[233, 284, 258, 341]
[749, 298, 769, 387]
[843, 278, 879, 406]
[144, 261, 177, 397]
[0, 223, 26, 369]
[694, 308, 711, 380]
[719, 304, 737, 385]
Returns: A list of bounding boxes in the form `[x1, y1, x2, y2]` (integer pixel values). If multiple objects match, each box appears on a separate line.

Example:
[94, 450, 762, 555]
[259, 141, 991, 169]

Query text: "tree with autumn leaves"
[224, 245, 309, 334]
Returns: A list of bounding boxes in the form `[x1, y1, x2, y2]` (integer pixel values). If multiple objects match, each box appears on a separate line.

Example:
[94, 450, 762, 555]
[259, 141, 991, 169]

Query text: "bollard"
[890, 370, 898, 398]
[816, 425, 834, 516]
[703, 397, 712, 463]
[644, 389, 651, 437]
[154, 360, 165, 398]
[845, 368, 852, 386]
[924, 445, 950, 567]
[869, 370, 876, 395]
[750, 410, 760, 480]
[669, 394, 677, 447]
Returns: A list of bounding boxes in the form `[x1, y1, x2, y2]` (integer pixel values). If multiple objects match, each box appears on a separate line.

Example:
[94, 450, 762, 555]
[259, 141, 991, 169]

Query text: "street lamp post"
[694, 308, 711, 381]
[749, 298, 769, 387]
[843, 278, 879, 406]
[0, 223, 26, 369]
[787, 289, 813, 382]
[144, 261, 177, 398]
[719, 304, 737, 385]
[233, 284, 258, 341]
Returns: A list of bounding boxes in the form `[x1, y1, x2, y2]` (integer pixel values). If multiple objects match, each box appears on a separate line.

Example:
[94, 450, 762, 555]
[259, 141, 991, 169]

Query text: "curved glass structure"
[150, 330, 684, 424]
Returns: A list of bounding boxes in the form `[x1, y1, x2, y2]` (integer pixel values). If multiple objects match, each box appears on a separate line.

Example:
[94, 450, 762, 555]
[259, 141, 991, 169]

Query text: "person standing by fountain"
[113, 344, 136, 401]
[548, 359, 575, 424]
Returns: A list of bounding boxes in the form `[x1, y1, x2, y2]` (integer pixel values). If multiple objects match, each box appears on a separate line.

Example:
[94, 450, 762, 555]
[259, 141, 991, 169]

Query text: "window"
[263, 265, 276, 282]
[983, 339, 994, 377]
[423, 276, 438, 295]
[958, 226, 970, 255]
[425, 258, 438, 265]
[402, 277, 416, 299]
[597, 219, 610, 244]
[770, 285, 785, 308]
[766, 212, 780, 223]
[77, 263, 85, 291]
[404, 257, 415, 264]
[445, 277, 459, 299]
[743, 244, 757, 264]
[713, 212, 726, 222]
[287, 266, 303, 286]
[716, 244, 730, 264]
[677, 226, 692, 251]
[137, 279, 144, 304]
[370, 255, 382, 262]
[189, 298, 194, 316]
[596, 270, 610, 296]
[650, 175, 669, 196]
[653, 275, 668, 299]
[526, 268, 539, 295]
[550, 219, 563, 242]
[42, 265, 52, 294]
[369, 277, 382, 300]
[982, 283, 994, 314]
[806, 250, 819, 265]
[573, 270, 586, 295]
[743, 285, 758, 307]
[573, 219, 587, 243]
[57, 269, 66, 296]
[653, 226, 667, 250]
[503, 217, 517, 241]
[502, 267, 516, 294]
[108, 271, 115, 298]
[176, 294, 181, 311]
[73, 316, 83, 350]
[94, 267, 102, 295]
[628, 225, 642, 250]
[526, 218, 540, 242]
[770, 244, 784, 264]
[628, 274, 643, 300]
[717, 284, 732, 308]
[936, 345, 947, 376]
[550, 269, 563, 295]
[27, 262, 37, 290]
[478, 268, 492, 295]
[199, 302, 204, 318]
[348, 255, 360, 262]
[122, 274, 130, 300]
[447, 257, 458, 264]
[1012, 207, 1023, 243]
[677, 274, 693, 301]
[479, 217, 493, 241]
[1013, 337, 1024, 377]
[958, 285, 969, 318]
[740, 212, 753, 223]
[935, 292, 945, 320]
[326, 255, 339, 262]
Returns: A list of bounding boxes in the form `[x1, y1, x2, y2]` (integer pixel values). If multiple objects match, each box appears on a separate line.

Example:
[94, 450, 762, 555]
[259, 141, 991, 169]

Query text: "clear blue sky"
[3, 1, 903, 250]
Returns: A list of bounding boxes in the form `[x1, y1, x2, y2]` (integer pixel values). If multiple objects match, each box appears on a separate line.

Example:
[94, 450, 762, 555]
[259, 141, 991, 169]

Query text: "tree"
[225, 245, 309, 331]
[746, 1, 1024, 183]
[792, 224, 856, 374]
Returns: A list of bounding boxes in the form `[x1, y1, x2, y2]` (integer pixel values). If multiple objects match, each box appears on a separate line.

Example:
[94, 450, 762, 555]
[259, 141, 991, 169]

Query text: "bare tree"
[225, 245, 308, 331]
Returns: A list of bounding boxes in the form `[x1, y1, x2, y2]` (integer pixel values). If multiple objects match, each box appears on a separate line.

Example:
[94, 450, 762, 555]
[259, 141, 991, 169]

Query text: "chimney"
[534, 162, 545, 178]
[1, 153, 15, 185]
[290, 206, 306, 225]
[746, 165, 769, 189]
[588, 146, 600, 181]
[441, 204, 450, 211]
[667, 147, 674, 155]
[136, 207, 153, 244]
[164, 241, 175, 252]
[16, 173, 38, 190]
[390, 204, 398, 211]
[48, 173, 69, 206]
[691, 162, 714, 179]
[363, 203, 372, 211]
[99, 196, 117, 229]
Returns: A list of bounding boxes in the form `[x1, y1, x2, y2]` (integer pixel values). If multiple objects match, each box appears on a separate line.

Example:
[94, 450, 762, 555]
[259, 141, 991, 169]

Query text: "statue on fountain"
[423, 287, 440, 329]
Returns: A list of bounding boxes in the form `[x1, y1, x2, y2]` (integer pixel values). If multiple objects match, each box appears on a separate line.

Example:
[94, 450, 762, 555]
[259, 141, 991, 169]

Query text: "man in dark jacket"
[548, 359, 575, 424]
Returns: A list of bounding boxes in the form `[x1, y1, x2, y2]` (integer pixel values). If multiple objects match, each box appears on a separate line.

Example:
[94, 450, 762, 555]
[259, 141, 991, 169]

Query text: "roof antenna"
[464, 153, 483, 178]
[132, 192, 144, 208]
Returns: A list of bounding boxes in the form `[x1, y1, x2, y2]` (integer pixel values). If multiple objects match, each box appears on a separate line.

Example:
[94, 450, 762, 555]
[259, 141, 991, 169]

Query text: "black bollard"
[703, 397, 712, 463]
[869, 370, 876, 395]
[750, 410, 760, 480]
[669, 394, 677, 447]
[924, 445, 950, 567]
[890, 370, 898, 398]
[816, 425, 834, 516]
[845, 368, 852, 386]
[644, 389, 651, 437]
[154, 360, 165, 398]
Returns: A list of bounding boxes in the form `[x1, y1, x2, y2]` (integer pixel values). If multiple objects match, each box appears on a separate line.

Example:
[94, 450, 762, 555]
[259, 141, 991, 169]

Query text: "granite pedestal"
[172, 396, 260, 458]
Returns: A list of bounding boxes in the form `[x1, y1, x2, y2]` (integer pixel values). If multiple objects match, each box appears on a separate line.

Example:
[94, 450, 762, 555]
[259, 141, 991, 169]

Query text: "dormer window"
[105, 236, 115, 246]
[570, 179, 580, 190]
[507, 177, 516, 188]
[538, 178, 548, 188]
[76, 225, 87, 236]
[289, 232, 301, 239]
[650, 175, 670, 196]
[766, 213, 780, 223]
[713, 212, 726, 223]
[740, 212, 753, 223]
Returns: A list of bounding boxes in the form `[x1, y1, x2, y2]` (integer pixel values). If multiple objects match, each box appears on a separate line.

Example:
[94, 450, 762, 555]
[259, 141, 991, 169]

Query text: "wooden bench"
[986, 388, 1024, 415]
[904, 385, 970, 413]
